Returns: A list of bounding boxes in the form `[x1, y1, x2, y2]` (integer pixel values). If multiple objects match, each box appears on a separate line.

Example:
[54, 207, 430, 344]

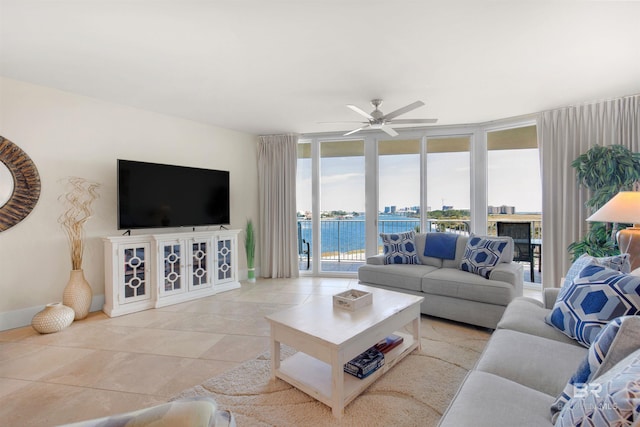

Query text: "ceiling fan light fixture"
[336, 99, 438, 137]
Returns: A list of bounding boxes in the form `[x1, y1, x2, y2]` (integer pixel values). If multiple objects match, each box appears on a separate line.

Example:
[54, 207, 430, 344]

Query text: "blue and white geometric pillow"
[545, 262, 640, 347]
[550, 316, 640, 422]
[380, 230, 419, 265]
[561, 253, 631, 298]
[460, 235, 510, 279]
[555, 349, 640, 427]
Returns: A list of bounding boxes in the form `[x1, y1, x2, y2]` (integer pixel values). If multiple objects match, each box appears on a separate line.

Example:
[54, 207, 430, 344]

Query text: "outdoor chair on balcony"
[497, 221, 535, 282]
[297, 223, 310, 270]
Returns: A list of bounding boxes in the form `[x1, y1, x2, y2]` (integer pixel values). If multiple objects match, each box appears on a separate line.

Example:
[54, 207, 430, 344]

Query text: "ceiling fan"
[334, 99, 438, 137]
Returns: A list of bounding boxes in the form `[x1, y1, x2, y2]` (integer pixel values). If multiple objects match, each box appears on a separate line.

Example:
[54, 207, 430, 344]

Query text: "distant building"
[442, 205, 454, 211]
[488, 205, 516, 214]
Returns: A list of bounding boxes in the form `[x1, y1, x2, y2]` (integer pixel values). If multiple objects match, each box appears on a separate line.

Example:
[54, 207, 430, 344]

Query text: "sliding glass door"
[426, 136, 471, 234]
[319, 140, 365, 273]
[296, 119, 538, 278]
[378, 139, 421, 253]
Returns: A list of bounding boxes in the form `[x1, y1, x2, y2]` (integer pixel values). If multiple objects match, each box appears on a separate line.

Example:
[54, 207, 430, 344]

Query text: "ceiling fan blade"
[344, 125, 370, 136]
[387, 118, 438, 124]
[383, 100, 425, 121]
[380, 124, 399, 137]
[318, 121, 367, 124]
[346, 104, 374, 120]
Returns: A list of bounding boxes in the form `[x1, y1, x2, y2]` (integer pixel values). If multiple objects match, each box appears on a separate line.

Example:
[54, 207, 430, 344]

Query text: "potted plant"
[568, 145, 640, 260]
[58, 177, 100, 319]
[245, 218, 256, 282]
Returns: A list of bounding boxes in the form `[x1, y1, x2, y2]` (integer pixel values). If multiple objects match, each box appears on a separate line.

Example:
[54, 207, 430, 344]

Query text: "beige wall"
[0, 77, 259, 329]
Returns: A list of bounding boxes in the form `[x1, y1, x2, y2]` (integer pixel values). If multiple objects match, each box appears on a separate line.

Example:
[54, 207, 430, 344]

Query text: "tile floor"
[0, 277, 542, 426]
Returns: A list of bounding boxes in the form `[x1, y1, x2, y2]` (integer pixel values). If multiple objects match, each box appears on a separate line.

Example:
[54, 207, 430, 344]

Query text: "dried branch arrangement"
[58, 177, 100, 270]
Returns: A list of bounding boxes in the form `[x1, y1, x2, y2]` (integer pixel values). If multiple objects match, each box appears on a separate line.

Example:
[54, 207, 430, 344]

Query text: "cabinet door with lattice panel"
[215, 235, 236, 285]
[157, 239, 186, 296]
[188, 238, 213, 291]
[118, 243, 151, 305]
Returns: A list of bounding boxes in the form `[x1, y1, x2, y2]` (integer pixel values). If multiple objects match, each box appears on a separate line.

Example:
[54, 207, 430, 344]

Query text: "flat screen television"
[117, 159, 230, 230]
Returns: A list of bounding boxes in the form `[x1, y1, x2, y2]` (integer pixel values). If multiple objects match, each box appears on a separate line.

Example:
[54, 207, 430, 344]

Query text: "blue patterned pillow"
[545, 262, 640, 347]
[550, 316, 640, 422]
[555, 349, 640, 427]
[562, 253, 631, 297]
[459, 235, 510, 279]
[381, 230, 419, 265]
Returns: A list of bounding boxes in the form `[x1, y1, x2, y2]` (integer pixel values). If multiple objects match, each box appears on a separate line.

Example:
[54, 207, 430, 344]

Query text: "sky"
[296, 148, 542, 214]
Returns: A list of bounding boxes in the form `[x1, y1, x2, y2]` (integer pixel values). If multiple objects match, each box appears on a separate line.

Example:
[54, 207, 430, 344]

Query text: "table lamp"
[587, 191, 640, 271]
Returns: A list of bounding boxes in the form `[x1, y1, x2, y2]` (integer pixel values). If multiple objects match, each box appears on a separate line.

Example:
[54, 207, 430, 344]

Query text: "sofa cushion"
[442, 234, 469, 269]
[380, 230, 419, 264]
[551, 315, 640, 422]
[358, 264, 437, 292]
[415, 233, 443, 267]
[545, 262, 640, 347]
[423, 232, 458, 260]
[562, 253, 631, 297]
[497, 297, 583, 345]
[460, 235, 511, 279]
[555, 349, 640, 427]
[437, 371, 556, 427]
[475, 329, 587, 397]
[421, 268, 515, 306]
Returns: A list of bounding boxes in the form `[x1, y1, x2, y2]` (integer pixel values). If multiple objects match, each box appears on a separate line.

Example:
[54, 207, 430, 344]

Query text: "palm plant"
[568, 145, 640, 260]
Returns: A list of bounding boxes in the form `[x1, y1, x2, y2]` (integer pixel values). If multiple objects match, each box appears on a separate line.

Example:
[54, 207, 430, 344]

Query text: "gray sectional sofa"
[358, 232, 524, 329]
[438, 289, 640, 426]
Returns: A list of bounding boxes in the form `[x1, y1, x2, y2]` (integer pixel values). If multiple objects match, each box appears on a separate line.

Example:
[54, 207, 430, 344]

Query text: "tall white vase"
[63, 269, 92, 320]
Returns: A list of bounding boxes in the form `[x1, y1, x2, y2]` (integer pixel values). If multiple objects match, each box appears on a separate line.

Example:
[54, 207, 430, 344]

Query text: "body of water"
[297, 215, 422, 257]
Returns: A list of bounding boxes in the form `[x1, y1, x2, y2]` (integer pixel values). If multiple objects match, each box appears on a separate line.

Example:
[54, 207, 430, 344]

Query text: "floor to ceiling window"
[319, 140, 365, 273]
[426, 136, 471, 234]
[296, 119, 539, 279]
[296, 141, 313, 271]
[487, 125, 541, 283]
[378, 139, 421, 253]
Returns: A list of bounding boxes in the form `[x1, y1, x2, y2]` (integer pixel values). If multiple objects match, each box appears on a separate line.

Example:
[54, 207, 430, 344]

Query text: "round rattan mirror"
[0, 136, 41, 231]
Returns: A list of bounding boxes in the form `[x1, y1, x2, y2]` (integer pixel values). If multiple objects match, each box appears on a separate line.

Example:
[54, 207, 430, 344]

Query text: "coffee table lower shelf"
[275, 331, 418, 411]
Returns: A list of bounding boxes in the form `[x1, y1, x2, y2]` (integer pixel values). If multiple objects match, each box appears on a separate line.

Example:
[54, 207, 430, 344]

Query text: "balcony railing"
[298, 218, 541, 266]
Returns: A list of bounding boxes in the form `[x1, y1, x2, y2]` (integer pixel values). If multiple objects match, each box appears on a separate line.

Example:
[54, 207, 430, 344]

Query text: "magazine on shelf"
[344, 347, 385, 379]
[374, 334, 404, 354]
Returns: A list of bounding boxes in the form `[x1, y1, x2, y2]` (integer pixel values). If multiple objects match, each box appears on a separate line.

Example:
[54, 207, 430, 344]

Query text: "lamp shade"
[586, 191, 640, 225]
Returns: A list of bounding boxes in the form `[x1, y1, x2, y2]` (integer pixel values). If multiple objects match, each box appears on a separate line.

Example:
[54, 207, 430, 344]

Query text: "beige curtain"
[258, 134, 299, 278]
[538, 94, 640, 288]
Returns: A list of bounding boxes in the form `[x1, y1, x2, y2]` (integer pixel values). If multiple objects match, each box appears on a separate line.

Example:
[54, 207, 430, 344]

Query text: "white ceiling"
[1, 1, 639, 136]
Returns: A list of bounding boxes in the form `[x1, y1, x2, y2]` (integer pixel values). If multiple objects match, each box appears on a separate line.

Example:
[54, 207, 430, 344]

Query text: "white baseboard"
[0, 295, 106, 332]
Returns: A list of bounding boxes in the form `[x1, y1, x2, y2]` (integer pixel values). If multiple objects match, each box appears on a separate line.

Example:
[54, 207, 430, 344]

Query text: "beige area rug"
[173, 317, 491, 427]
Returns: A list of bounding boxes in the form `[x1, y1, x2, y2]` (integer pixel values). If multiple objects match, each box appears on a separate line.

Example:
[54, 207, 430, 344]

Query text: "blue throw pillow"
[555, 349, 640, 427]
[380, 230, 419, 265]
[562, 253, 631, 298]
[545, 262, 640, 347]
[424, 233, 458, 260]
[550, 316, 640, 422]
[459, 235, 509, 279]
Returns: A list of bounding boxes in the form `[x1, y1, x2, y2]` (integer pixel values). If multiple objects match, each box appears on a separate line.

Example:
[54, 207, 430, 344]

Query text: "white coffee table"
[265, 285, 424, 419]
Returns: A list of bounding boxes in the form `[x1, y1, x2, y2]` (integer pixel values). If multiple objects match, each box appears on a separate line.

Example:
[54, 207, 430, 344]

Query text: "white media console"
[103, 229, 241, 317]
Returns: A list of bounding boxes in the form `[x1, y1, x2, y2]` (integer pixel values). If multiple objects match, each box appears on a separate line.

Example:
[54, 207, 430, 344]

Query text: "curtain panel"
[538, 94, 640, 288]
[257, 134, 299, 278]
